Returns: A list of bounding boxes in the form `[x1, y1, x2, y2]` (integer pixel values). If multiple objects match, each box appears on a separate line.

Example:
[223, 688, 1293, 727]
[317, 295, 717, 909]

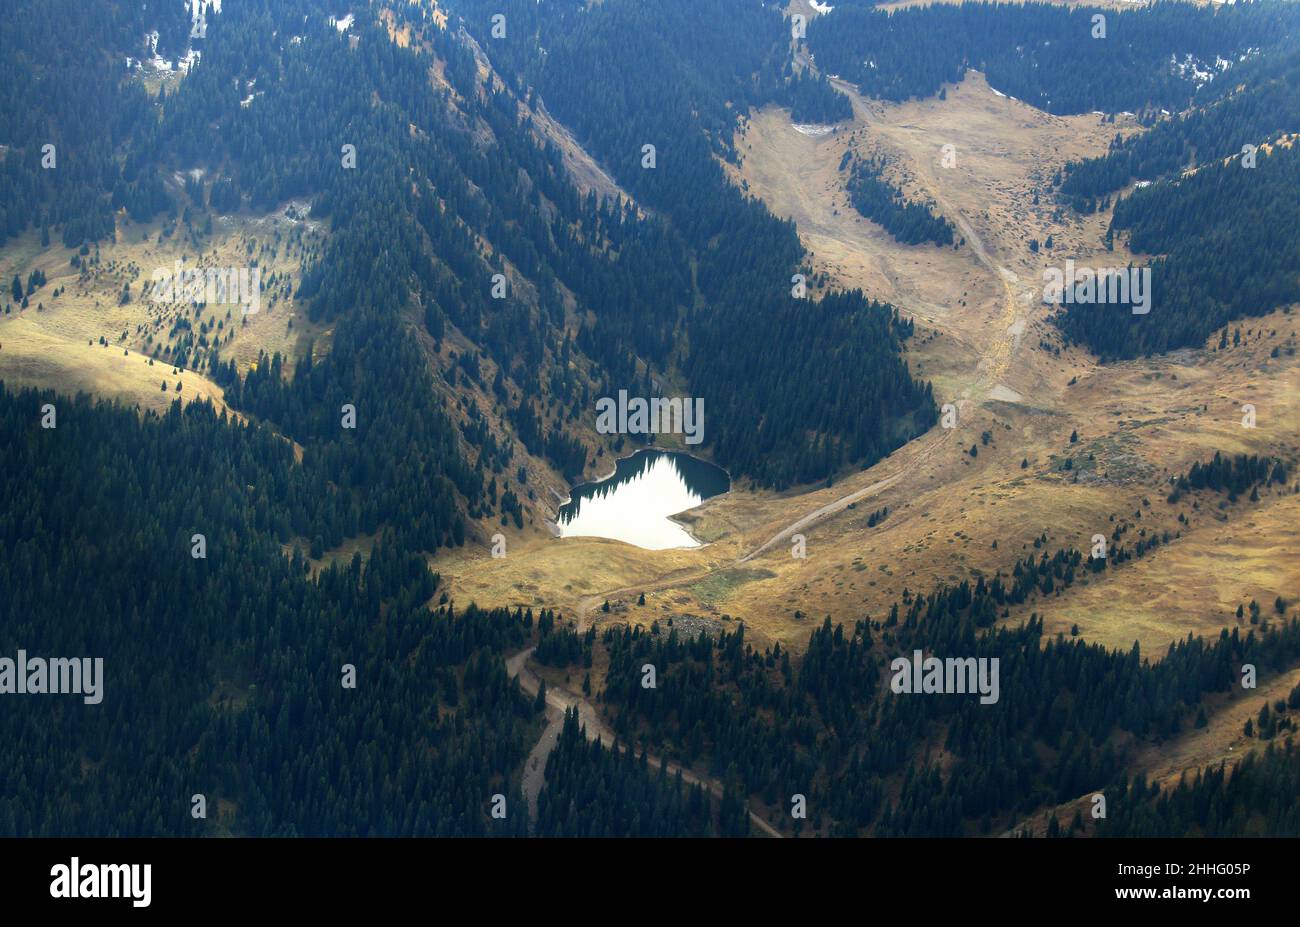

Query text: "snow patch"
[1172, 52, 1232, 88]
[281, 200, 314, 225]
[189, 0, 221, 39]
[792, 123, 835, 137]
[139, 4, 220, 75]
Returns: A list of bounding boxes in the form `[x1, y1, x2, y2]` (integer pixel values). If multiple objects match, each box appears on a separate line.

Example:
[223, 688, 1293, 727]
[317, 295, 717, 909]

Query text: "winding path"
[506, 647, 783, 837]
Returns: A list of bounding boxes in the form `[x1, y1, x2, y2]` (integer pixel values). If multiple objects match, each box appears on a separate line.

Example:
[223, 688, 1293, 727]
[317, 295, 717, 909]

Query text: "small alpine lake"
[555, 449, 731, 550]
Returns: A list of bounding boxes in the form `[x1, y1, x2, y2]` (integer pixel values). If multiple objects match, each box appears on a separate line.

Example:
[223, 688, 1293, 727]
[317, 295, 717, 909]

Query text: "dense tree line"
[805, 1, 1300, 115]
[1166, 453, 1289, 504]
[1053, 28, 1300, 359]
[226, 334, 475, 554]
[0, 0, 190, 246]
[783, 69, 854, 125]
[685, 290, 934, 489]
[535, 709, 725, 836]
[1054, 142, 1300, 359]
[534, 616, 595, 668]
[1058, 45, 1300, 206]
[844, 154, 956, 247]
[1095, 742, 1300, 837]
[0, 386, 538, 836]
[450, 0, 936, 487]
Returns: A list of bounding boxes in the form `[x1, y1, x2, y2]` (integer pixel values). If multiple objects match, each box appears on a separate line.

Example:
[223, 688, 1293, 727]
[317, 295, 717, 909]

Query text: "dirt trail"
[933, 201, 1027, 398]
[519, 707, 565, 824]
[829, 75, 1030, 401]
[738, 427, 954, 564]
[505, 647, 784, 837]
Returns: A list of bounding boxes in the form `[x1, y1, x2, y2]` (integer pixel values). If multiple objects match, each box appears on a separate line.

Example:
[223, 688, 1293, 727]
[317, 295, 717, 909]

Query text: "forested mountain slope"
[0, 386, 535, 835]
[449, 0, 937, 488]
[806, 1, 1300, 115]
[1054, 141, 1300, 359]
[1058, 44, 1300, 207]
[1048, 36, 1300, 359]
